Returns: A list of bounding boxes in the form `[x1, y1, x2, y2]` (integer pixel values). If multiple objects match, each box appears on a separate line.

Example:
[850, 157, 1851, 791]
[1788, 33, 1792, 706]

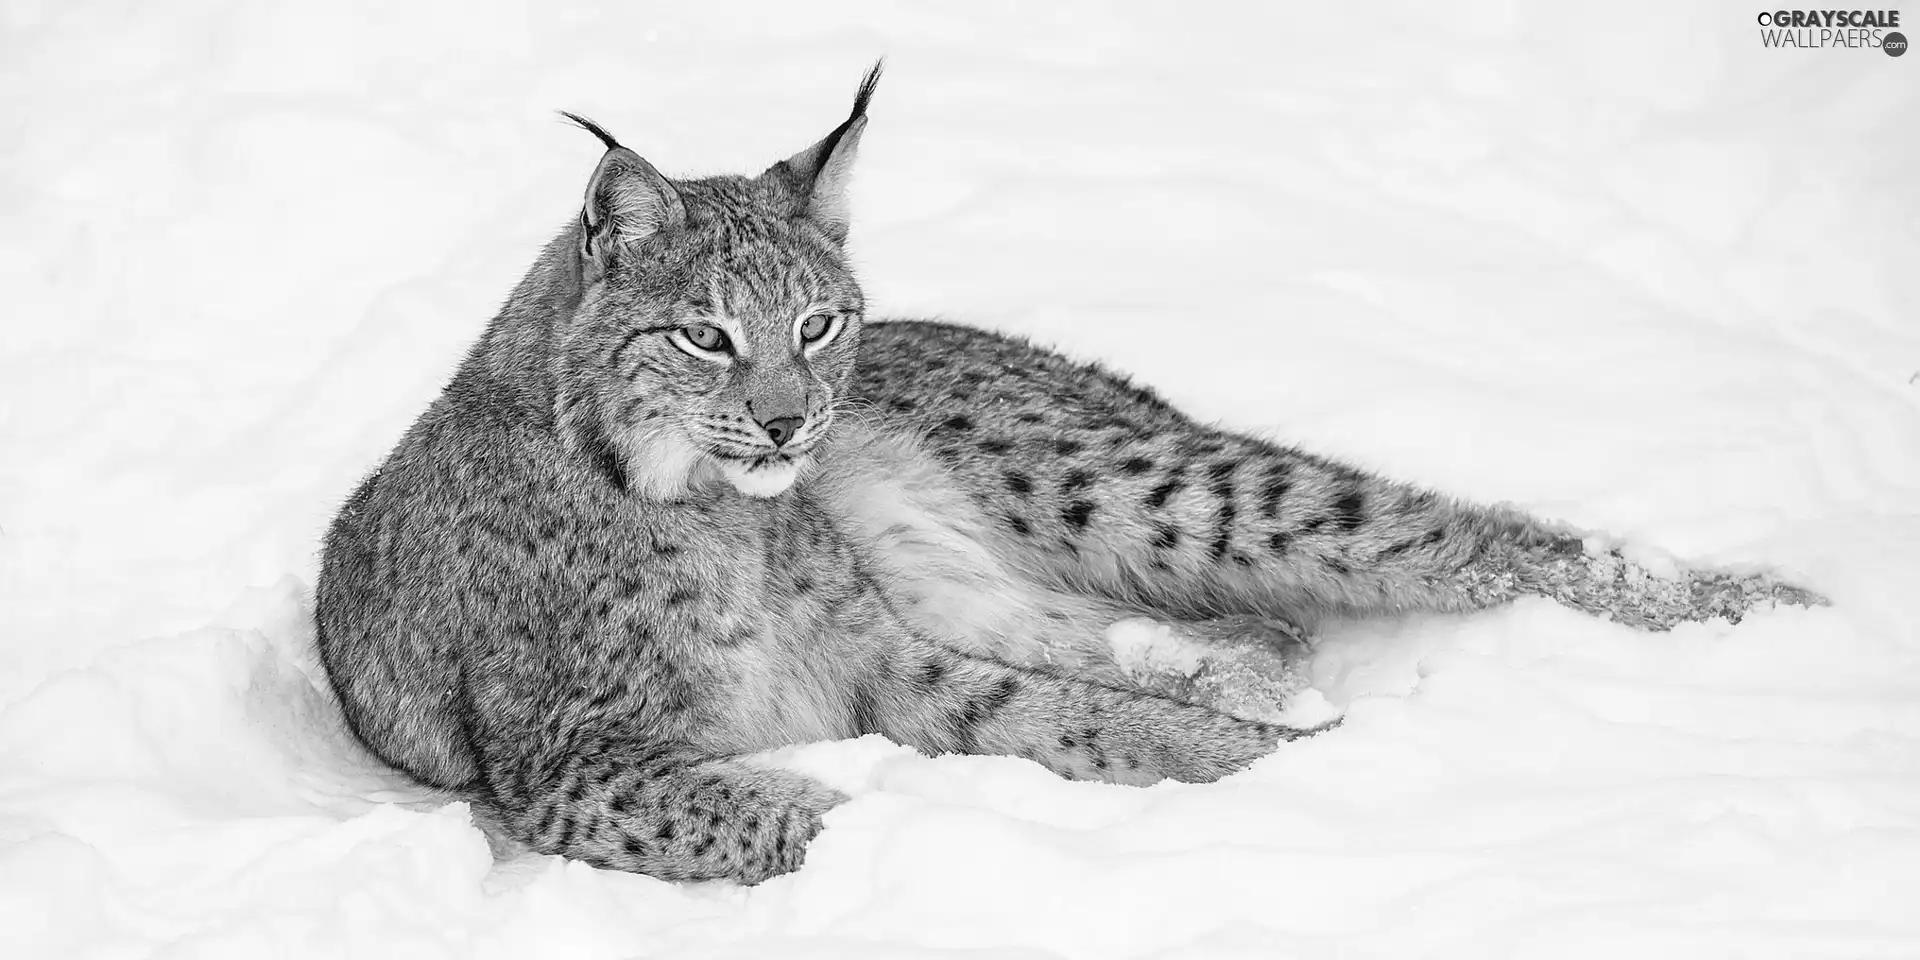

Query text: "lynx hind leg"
[864, 639, 1323, 786]
[1585, 555, 1826, 630]
[1104, 616, 1318, 723]
[1494, 531, 1829, 630]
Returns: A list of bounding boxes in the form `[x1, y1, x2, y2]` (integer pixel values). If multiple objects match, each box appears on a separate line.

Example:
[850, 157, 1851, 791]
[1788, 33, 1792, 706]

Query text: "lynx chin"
[315, 63, 1824, 885]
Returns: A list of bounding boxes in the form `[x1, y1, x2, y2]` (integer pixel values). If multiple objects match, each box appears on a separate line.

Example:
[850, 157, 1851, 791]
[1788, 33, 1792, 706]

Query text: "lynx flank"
[316, 66, 1820, 884]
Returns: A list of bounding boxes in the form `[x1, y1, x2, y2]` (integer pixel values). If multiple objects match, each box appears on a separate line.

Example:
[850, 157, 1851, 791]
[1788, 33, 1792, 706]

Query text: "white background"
[2, 1, 1916, 956]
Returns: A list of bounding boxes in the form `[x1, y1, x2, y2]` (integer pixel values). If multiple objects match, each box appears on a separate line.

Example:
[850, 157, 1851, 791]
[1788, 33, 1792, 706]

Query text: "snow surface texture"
[2, 2, 1917, 957]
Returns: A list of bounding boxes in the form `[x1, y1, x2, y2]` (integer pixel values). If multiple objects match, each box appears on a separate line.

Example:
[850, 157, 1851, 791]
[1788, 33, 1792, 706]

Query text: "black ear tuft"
[762, 61, 884, 242]
[559, 111, 624, 152]
[848, 59, 884, 123]
[816, 60, 883, 160]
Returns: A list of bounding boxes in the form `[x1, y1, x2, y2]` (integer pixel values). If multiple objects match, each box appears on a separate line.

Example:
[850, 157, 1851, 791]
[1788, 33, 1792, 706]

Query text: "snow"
[3, 1, 1918, 956]
[1106, 619, 1211, 678]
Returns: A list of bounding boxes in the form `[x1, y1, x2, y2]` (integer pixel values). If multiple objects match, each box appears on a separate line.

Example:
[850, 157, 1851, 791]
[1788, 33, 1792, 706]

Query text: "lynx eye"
[798, 313, 836, 345]
[680, 322, 731, 353]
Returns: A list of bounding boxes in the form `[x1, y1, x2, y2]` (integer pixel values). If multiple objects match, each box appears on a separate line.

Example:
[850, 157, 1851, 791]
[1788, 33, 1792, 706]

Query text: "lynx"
[316, 66, 1819, 884]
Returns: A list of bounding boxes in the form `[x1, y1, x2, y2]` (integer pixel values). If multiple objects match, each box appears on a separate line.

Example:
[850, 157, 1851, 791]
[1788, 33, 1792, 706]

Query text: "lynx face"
[557, 69, 877, 500]
[581, 204, 866, 498]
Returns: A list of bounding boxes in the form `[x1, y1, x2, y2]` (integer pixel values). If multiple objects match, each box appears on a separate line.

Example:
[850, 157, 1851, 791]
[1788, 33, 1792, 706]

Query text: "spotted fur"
[317, 67, 1819, 885]
[849, 321, 1823, 640]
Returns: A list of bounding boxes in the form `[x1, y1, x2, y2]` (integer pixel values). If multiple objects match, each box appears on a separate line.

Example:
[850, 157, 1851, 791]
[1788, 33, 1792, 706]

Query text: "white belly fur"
[812, 419, 1065, 664]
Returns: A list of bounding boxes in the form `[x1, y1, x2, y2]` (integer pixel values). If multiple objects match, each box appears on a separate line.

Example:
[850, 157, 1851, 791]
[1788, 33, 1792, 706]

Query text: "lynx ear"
[764, 62, 881, 242]
[561, 112, 685, 268]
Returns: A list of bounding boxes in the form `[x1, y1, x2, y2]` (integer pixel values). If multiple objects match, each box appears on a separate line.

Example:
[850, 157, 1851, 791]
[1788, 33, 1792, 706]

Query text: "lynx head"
[554, 65, 879, 500]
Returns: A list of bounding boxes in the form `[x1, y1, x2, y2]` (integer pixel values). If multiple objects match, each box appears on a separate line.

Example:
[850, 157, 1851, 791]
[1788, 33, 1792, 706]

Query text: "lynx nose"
[758, 415, 804, 448]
